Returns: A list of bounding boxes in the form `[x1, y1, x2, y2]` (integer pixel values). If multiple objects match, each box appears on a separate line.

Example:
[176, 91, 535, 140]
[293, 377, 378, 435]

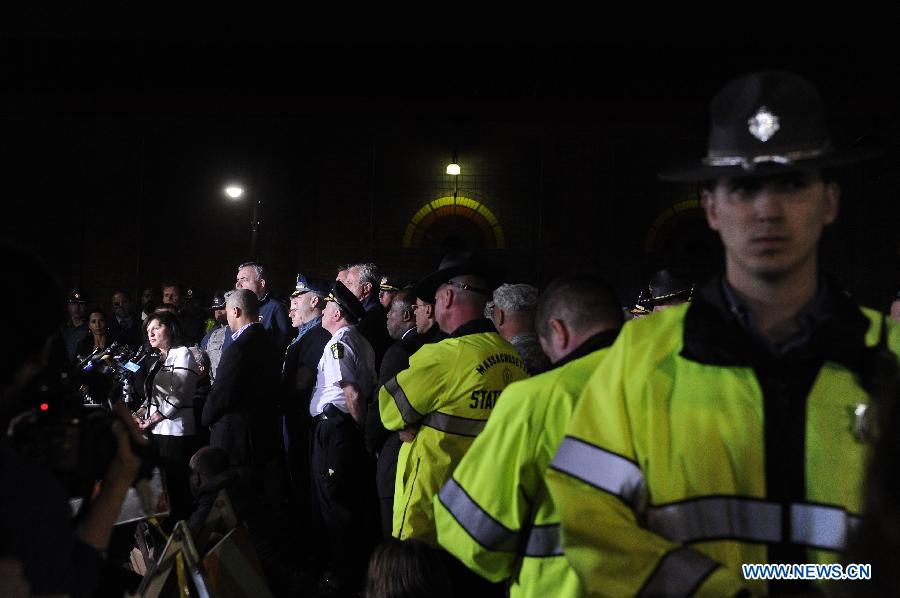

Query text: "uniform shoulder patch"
[330, 343, 344, 359]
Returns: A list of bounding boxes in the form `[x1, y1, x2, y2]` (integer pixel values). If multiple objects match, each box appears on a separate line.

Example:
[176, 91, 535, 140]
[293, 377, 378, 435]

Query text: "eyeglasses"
[112, 301, 125, 307]
[443, 280, 491, 296]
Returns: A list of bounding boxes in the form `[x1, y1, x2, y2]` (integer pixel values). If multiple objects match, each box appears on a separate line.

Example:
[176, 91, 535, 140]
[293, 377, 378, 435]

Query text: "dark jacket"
[202, 323, 281, 467]
[108, 313, 144, 349]
[357, 298, 393, 372]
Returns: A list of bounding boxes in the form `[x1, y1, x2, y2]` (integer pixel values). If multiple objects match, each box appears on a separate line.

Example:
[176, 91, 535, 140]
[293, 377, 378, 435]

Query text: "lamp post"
[446, 157, 460, 208]
[224, 184, 260, 259]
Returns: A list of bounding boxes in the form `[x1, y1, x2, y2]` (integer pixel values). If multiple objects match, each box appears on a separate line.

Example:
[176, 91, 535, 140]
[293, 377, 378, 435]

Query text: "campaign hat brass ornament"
[660, 70, 877, 182]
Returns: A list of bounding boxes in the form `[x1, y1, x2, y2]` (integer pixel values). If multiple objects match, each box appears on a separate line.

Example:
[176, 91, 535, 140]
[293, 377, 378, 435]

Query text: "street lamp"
[446, 155, 460, 207]
[223, 184, 260, 259]
[224, 185, 244, 199]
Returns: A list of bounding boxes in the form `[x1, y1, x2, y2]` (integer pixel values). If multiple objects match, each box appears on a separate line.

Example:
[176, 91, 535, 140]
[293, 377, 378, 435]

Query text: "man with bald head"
[202, 289, 281, 475]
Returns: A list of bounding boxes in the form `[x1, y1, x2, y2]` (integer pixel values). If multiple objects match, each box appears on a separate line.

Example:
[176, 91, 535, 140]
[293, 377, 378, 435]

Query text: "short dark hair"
[534, 275, 623, 339]
[144, 310, 184, 348]
[365, 538, 453, 598]
[86, 307, 109, 322]
[390, 288, 415, 315]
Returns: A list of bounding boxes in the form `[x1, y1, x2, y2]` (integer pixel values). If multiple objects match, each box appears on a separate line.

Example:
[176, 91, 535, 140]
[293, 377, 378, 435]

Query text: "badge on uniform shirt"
[331, 343, 344, 359]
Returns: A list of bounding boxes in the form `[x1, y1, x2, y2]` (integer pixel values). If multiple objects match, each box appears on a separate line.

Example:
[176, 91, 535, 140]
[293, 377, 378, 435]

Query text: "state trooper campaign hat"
[659, 71, 877, 182]
[415, 252, 503, 304]
[325, 280, 366, 322]
[210, 290, 227, 310]
[292, 273, 330, 298]
[67, 287, 87, 304]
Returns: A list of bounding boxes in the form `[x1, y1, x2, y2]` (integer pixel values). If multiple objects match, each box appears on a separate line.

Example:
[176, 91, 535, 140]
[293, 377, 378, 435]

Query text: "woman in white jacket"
[138, 311, 199, 520]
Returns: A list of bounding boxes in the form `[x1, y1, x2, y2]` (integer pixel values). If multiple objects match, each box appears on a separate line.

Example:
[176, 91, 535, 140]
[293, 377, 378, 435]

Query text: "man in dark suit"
[202, 289, 281, 489]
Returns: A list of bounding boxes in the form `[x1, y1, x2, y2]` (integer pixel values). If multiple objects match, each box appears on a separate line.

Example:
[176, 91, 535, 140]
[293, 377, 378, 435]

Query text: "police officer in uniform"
[546, 71, 900, 596]
[309, 280, 376, 596]
[378, 253, 530, 594]
[199, 290, 228, 380]
[61, 287, 90, 362]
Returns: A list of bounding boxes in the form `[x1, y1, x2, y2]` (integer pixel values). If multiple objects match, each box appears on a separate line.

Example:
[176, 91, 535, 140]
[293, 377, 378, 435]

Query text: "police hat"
[210, 290, 227, 310]
[628, 289, 653, 316]
[647, 269, 694, 306]
[325, 280, 366, 322]
[292, 273, 330, 298]
[67, 287, 87, 304]
[659, 71, 877, 182]
[379, 276, 401, 293]
[415, 252, 503, 304]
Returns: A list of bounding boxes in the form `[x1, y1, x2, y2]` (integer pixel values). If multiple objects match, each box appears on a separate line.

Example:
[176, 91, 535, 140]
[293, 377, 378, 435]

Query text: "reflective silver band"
[648, 497, 781, 544]
[549, 437, 645, 509]
[524, 524, 563, 557]
[384, 376, 421, 425]
[438, 478, 518, 552]
[791, 503, 861, 551]
[638, 546, 719, 598]
[421, 412, 486, 437]
[703, 147, 829, 170]
[648, 497, 859, 551]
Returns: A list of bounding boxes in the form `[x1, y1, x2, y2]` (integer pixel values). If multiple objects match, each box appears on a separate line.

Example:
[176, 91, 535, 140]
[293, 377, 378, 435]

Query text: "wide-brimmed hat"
[659, 71, 877, 182]
[415, 252, 503, 304]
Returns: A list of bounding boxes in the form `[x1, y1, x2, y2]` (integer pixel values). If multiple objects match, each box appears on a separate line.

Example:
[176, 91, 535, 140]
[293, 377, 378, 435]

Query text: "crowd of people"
[4, 70, 900, 597]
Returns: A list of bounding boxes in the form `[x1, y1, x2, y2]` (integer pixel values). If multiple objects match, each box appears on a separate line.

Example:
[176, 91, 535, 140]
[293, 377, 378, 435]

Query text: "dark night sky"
[3, 26, 899, 308]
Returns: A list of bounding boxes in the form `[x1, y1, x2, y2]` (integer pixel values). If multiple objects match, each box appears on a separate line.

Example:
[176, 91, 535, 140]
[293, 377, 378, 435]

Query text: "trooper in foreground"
[547, 71, 900, 596]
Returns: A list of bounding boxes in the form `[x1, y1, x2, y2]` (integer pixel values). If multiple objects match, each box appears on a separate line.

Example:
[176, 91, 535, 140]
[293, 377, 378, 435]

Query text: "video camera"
[7, 342, 157, 500]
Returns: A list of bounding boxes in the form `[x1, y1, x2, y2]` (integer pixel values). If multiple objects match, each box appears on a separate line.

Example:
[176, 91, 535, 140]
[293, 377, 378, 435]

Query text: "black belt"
[313, 403, 348, 424]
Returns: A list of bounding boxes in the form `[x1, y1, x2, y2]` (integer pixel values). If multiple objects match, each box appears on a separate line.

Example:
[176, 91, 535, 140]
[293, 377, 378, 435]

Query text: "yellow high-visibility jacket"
[435, 331, 618, 598]
[546, 284, 900, 597]
[380, 318, 529, 545]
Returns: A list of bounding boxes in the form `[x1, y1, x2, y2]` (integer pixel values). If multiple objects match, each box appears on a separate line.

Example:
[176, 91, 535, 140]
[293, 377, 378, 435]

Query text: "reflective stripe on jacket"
[436, 341, 613, 598]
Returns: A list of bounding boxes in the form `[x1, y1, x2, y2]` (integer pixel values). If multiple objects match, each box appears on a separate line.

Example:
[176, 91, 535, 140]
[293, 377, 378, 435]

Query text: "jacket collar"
[554, 328, 621, 369]
[450, 317, 498, 338]
[681, 275, 871, 372]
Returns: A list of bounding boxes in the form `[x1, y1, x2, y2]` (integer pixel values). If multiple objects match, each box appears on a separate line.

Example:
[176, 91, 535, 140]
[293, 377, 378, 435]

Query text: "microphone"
[78, 345, 104, 369]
